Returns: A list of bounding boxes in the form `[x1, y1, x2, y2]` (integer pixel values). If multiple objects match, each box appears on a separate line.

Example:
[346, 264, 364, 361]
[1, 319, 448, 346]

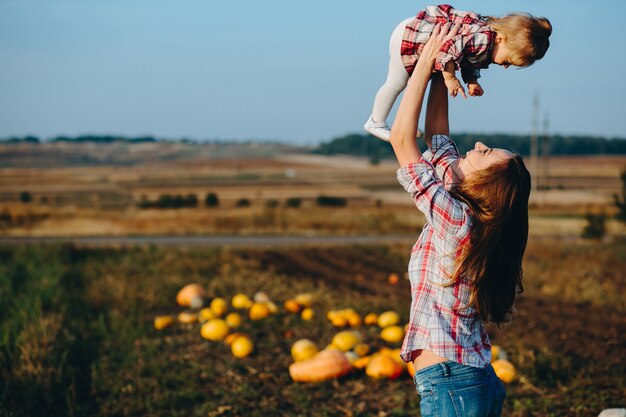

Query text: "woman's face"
[460, 142, 513, 177]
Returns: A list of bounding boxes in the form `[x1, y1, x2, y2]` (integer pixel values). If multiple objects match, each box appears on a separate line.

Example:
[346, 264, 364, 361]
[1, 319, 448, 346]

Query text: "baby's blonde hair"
[486, 13, 552, 67]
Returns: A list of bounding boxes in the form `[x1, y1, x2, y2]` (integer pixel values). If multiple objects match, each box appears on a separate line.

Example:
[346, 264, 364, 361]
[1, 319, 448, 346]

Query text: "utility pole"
[530, 94, 540, 193]
[541, 112, 550, 190]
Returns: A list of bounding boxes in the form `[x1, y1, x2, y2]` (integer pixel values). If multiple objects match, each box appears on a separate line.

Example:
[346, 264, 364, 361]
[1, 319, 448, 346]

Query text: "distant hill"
[313, 133, 626, 159]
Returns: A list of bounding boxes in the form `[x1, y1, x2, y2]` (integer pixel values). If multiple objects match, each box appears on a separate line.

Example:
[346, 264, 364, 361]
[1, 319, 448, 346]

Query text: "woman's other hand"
[418, 23, 463, 68]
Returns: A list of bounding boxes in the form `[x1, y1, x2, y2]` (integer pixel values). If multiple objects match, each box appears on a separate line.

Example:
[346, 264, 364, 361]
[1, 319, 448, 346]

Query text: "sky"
[1, 0, 625, 145]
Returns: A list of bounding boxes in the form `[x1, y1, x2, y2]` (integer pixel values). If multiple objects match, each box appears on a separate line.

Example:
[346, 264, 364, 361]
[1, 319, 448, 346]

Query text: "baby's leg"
[371, 18, 412, 125]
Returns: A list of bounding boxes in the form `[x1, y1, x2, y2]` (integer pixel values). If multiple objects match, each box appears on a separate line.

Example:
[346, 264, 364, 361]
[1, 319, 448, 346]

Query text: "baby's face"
[491, 41, 516, 68]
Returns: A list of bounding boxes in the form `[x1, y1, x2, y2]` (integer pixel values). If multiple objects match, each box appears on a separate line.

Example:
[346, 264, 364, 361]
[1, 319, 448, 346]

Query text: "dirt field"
[1, 141, 625, 238]
[1, 239, 624, 416]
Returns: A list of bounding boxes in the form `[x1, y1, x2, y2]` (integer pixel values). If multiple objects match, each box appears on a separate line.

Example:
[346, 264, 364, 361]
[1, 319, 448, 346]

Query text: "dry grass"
[1, 142, 625, 238]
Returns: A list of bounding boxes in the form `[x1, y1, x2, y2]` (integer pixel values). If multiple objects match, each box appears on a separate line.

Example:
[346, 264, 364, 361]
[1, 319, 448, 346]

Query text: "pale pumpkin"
[294, 293, 314, 308]
[365, 354, 404, 379]
[177, 311, 198, 324]
[176, 284, 205, 308]
[289, 349, 352, 382]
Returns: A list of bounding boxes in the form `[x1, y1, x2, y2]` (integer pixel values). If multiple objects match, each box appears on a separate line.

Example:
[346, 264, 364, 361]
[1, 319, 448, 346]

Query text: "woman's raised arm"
[390, 23, 460, 167]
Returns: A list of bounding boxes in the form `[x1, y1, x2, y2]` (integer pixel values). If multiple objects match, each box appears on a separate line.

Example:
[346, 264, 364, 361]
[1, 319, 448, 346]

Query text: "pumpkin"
[198, 307, 216, 322]
[177, 311, 198, 324]
[294, 293, 314, 308]
[378, 311, 400, 328]
[154, 315, 174, 330]
[176, 284, 205, 308]
[225, 332, 246, 346]
[249, 303, 271, 320]
[407, 360, 416, 377]
[289, 349, 352, 382]
[291, 339, 319, 362]
[284, 299, 302, 313]
[210, 297, 228, 317]
[491, 345, 506, 362]
[366, 354, 404, 379]
[346, 311, 362, 327]
[380, 325, 404, 344]
[301, 308, 314, 321]
[354, 343, 370, 357]
[492, 359, 517, 383]
[200, 319, 229, 341]
[225, 312, 242, 328]
[253, 291, 270, 304]
[353, 355, 372, 369]
[364, 313, 379, 326]
[388, 273, 400, 285]
[232, 294, 253, 309]
[266, 301, 278, 314]
[231, 335, 254, 358]
[330, 315, 348, 328]
[331, 330, 361, 352]
[344, 351, 359, 365]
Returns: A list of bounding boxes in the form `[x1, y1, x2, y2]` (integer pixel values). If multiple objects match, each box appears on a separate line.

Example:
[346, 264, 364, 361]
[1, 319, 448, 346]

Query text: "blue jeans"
[413, 361, 506, 417]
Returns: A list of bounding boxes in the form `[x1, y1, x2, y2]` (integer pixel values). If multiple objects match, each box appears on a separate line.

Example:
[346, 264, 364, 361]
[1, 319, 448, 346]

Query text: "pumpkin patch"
[158, 284, 521, 384]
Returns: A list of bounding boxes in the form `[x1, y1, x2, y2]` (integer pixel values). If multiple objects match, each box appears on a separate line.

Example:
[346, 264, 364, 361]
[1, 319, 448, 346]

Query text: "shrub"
[316, 195, 347, 207]
[205, 193, 219, 207]
[581, 212, 606, 239]
[19, 192, 32, 203]
[613, 168, 626, 222]
[285, 198, 302, 208]
[236, 198, 251, 207]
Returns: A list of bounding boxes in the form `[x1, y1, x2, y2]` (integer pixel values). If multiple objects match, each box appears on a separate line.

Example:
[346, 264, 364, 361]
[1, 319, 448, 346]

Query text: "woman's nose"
[475, 142, 485, 150]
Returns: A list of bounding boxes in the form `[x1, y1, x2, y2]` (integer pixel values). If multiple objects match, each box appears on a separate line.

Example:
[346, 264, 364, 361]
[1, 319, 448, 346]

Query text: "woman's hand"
[417, 22, 463, 71]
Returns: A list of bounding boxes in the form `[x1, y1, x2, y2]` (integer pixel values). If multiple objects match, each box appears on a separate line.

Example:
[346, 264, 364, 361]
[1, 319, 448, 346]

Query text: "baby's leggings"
[371, 17, 414, 125]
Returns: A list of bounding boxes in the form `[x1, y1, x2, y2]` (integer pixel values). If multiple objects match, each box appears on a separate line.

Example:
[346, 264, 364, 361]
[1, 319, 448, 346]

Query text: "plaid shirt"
[400, 4, 495, 83]
[396, 135, 492, 368]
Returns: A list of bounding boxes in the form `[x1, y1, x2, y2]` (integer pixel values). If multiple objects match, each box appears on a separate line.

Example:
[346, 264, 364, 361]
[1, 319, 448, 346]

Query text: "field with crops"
[1, 239, 625, 417]
[1, 141, 625, 416]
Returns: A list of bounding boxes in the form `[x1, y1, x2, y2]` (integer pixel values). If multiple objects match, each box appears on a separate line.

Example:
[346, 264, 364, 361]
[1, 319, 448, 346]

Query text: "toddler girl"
[364, 4, 551, 142]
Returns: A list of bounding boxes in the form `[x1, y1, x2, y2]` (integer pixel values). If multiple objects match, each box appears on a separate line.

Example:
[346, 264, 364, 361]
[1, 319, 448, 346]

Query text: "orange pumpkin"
[289, 349, 352, 382]
[365, 354, 404, 379]
[176, 284, 205, 308]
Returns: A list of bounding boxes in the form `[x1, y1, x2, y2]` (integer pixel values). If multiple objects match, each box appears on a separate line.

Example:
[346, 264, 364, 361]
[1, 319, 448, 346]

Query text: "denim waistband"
[413, 360, 493, 385]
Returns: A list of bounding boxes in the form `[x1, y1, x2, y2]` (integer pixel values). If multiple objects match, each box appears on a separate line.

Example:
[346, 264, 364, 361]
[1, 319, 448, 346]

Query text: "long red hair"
[449, 154, 531, 324]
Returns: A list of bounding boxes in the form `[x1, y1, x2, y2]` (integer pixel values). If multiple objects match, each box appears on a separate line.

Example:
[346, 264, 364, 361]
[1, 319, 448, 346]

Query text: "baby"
[364, 4, 552, 141]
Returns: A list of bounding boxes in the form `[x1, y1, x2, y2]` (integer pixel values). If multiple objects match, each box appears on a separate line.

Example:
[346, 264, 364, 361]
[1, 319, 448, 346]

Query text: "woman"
[390, 23, 531, 416]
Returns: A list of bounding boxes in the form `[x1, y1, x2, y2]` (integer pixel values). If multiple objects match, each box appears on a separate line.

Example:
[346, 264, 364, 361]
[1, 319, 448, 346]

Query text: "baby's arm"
[441, 61, 467, 99]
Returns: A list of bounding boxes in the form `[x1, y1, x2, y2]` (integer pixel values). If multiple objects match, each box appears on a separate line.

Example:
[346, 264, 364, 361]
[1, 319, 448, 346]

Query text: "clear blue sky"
[1, 0, 625, 144]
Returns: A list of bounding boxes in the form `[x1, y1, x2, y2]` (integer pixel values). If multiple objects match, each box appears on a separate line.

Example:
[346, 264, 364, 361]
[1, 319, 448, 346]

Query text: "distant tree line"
[313, 133, 626, 158]
[136, 193, 348, 209]
[0, 135, 156, 144]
